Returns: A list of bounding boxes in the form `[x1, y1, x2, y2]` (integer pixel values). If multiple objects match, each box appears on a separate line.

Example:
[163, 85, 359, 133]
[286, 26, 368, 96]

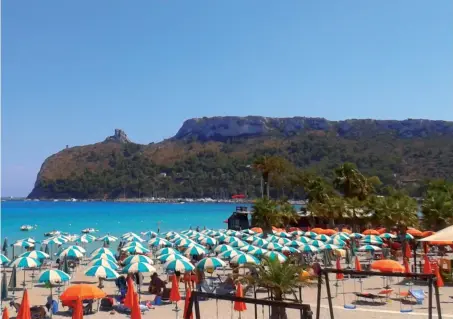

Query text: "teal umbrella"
[0, 254, 10, 265]
[1, 271, 8, 301]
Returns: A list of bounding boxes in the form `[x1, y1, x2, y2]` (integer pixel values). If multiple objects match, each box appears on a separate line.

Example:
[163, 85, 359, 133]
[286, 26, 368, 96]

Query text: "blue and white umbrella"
[299, 244, 318, 254]
[333, 233, 350, 241]
[10, 257, 41, 268]
[361, 235, 383, 245]
[229, 240, 247, 248]
[1, 254, 10, 265]
[314, 234, 331, 242]
[196, 257, 226, 270]
[121, 232, 141, 239]
[123, 255, 154, 265]
[285, 240, 305, 248]
[59, 248, 84, 258]
[264, 251, 287, 263]
[184, 245, 207, 257]
[122, 241, 146, 248]
[121, 245, 150, 254]
[38, 269, 70, 284]
[275, 238, 291, 245]
[267, 235, 279, 242]
[222, 236, 239, 244]
[231, 253, 260, 265]
[280, 246, 300, 254]
[327, 238, 346, 247]
[91, 253, 117, 262]
[249, 247, 267, 256]
[77, 234, 96, 243]
[156, 247, 178, 256]
[164, 231, 179, 239]
[164, 259, 195, 272]
[65, 245, 86, 253]
[148, 238, 172, 248]
[262, 242, 283, 251]
[122, 262, 156, 274]
[291, 231, 304, 237]
[174, 238, 195, 247]
[218, 249, 242, 260]
[158, 253, 190, 263]
[242, 229, 256, 235]
[310, 240, 326, 248]
[320, 244, 339, 251]
[97, 235, 118, 242]
[216, 235, 227, 243]
[89, 258, 119, 270]
[349, 233, 364, 239]
[275, 232, 292, 238]
[243, 235, 257, 243]
[91, 248, 115, 257]
[304, 231, 317, 239]
[141, 231, 158, 238]
[200, 237, 217, 246]
[20, 251, 50, 260]
[13, 241, 35, 248]
[214, 244, 233, 254]
[380, 233, 397, 240]
[239, 245, 257, 253]
[358, 245, 382, 252]
[85, 265, 119, 279]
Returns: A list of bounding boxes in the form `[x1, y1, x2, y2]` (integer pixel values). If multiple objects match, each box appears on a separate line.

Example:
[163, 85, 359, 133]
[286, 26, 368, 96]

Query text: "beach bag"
[153, 296, 162, 306]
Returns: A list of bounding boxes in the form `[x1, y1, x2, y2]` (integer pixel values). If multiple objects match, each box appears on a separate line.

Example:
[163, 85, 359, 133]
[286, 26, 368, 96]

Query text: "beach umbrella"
[163, 231, 179, 239]
[216, 234, 227, 243]
[362, 229, 380, 235]
[91, 253, 117, 262]
[379, 233, 397, 239]
[358, 245, 382, 252]
[156, 247, 178, 256]
[291, 230, 304, 237]
[355, 257, 362, 271]
[19, 251, 49, 260]
[90, 247, 115, 257]
[141, 230, 158, 238]
[13, 241, 34, 249]
[239, 245, 257, 253]
[264, 251, 287, 263]
[42, 237, 65, 246]
[174, 238, 195, 247]
[164, 259, 195, 272]
[314, 234, 331, 242]
[370, 259, 404, 273]
[299, 244, 318, 254]
[261, 242, 283, 251]
[65, 245, 86, 253]
[184, 289, 193, 319]
[1, 272, 8, 301]
[242, 229, 255, 235]
[222, 236, 239, 244]
[230, 254, 259, 265]
[60, 284, 106, 301]
[0, 254, 10, 265]
[332, 233, 350, 241]
[16, 289, 31, 319]
[89, 258, 119, 270]
[59, 248, 84, 259]
[81, 234, 96, 242]
[349, 233, 364, 239]
[121, 232, 141, 239]
[285, 240, 304, 248]
[121, 246, 150, 254]
[199, 237, 217, 246]
[158, 253, 190, 263]
[72, 298, 83, 319]
[423, 255, 432, 274]
[122, 241, 146, 249]
[405, 233, 414, 240]
[214, 244, 233, 254]
[184, 245, 207, 257]
[275, 232, 291, 238]
[122, 262, 156, 274]
[2, 307, 8, 319]
[243, 235, 257, 243]
[234, 283, 247, 313]
[327, 238, 346, 247]
[148, 238, 172, 248]
[123, 255, 154, 265]
[275, 238, 291, 245]
[361, 235, 383, 245]
[280, 246, 300, 254]
[267, 235, 279, 242]
[218, 249, 242, 260]
[196, 257, 226, 270]
[229, 240, 247, 248]
[303, 231, 317, 239]
[310, 240, 326, 248]
[38, 269, 71, 284]
[10, 257, 40, 268]
[320, 244, 339, 251]
[85, 265, 119, 279]
[248, 247, 267, 256]
[97, 235, 118, 242]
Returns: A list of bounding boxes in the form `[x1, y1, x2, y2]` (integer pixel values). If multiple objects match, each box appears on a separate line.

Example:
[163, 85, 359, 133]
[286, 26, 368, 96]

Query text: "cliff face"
[28, 117, 453, 199]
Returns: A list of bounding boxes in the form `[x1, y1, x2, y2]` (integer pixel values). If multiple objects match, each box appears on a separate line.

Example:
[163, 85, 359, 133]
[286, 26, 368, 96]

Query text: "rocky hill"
[28, 116, 453, 199]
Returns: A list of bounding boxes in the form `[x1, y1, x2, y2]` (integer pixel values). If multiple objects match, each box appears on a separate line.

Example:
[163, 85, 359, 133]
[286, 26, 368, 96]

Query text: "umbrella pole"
[173, 301, 180, 319]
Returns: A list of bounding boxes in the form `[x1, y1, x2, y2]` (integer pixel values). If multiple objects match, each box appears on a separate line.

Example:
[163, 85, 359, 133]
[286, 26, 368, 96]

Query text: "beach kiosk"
[227, 206, 251, 230]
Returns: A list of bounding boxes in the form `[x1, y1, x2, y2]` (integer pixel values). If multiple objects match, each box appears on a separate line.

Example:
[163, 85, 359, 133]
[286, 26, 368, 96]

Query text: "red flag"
[183, 289, 193, 319]
[423, 255, 432, 274]
[336, 257, 344, 280]
[131, 293, 142, 319]
[405, 242, 412, 259]
[170, 274, 181, 302]
[124, 276, 135, 309]
[2, 307, 9, 319]
[234, 283, 247, 311]
[434, 264, 444, 288]
[72, 298, 83, 319]
[17, 289, 31, 319]
[355, 257, 362, 271]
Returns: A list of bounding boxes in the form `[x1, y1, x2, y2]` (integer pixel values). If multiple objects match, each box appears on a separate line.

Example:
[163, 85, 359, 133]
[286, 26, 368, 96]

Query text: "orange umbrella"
[124, 276, 135, 309]
[72, 298, 83, 319]
[250, 227, 262, 233]
[362, 229, 379, 235]
[434, 264, 444, 288]
[429, 241, 453, 246]
[376, 228, 386, 234]
[2, 307, 9, 319]
[423, 255, 432, 274]
[17, 289, 31, 319]
[355, 257, 362, 271]
[403, 258, 410, 273]
[336, 257, 344, 280]
[311, 228, 324, 234]
[370, 259, 405, 273]
[323, 229, 337, 236]
[341, 228, 352, 234]
[183, 289, 193, 319]
[170, 273, 181, 302]
[60, 284, 106, 301]
[405, 242, 412, 259]
[234, 283, 247, 312]
[422, 231, 435, 238]
[407, 229, 423, 237]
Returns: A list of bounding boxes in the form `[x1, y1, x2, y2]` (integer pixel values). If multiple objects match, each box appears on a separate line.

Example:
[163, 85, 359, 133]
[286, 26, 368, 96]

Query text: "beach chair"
[354, 292, 385, 303]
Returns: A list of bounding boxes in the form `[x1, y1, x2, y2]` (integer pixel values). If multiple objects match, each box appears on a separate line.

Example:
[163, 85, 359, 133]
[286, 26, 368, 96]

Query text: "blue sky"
[2, 0, 452, 196]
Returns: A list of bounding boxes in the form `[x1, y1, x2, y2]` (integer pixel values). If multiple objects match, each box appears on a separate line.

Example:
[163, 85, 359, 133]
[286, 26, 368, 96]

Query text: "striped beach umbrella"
[315, 234, 331, 242]
[164, 259, 195, 272]
[148, 237, 172, 248]
[310, 240, 326, 248]
[229, 240, 247, 248]
[304, 231, 317, 239]
[405, 234, 414, 240]
[243, 235, 257, 243]
[121, 232, 141, 239]
[163, 231, 179, 239]
[20, 251, 50, 260]
[242, 229, 256, 235]
[85, 265, 119, 279]
[123, 255, 154, 265]
[299, 244, 318, 254]
[97, 235, 118, 242]
[361, 235, 383, 245]
[141, 231, 158, 238]
[10, 257, 41, 268]
[122, 241, 146, 249]
[249, 247, 267, 256]
[262, 242, 283, 251]
[13, 241, 35, 248]
[333, 233, 350, 241]
[122, 262, 156, 274]
[291, 230, 304, 236]
[216, 234, 227, 243]
[327, 238, 346, 247]
[124, 236, 145, 243]
[222, 236, 239, 244]
[196, 257, 226, 270]
[231, 253, 260, 265]
[59, 248, 84, 258]
[156, 247, 178, 256]
[267, 235, 279, 242]
[184, 245, 207, 257]
[38, 269, 70, 284]
[349, 233, 364, 239]
[77, 234, 96, 243]
[358, 245, 382, 252]
[174, 238, 195, 247]
[275, 238, 291, 245]
[218, 249, 242, 260]
[121, 245, 150, 254]
[280, 246, 300, 254]
[42, 237, 65, 246]
[1, 254, 10, 265]
[239, 245, 257, 253]
[91, 248, 115, 257]
[65, 245, 86, 253]
[200, 237, 217, 246]
[285, 240, 305, 248]
[89, 258, 119, 270]
[91, 253, 117, 263]
[264, 251, 287, 263]
[380, 233, 397, 239]
[275, 232, 292, 238]
[158, 253, 190, 263]
[320, 244, 339, 251]
[214, 244, 233, 254]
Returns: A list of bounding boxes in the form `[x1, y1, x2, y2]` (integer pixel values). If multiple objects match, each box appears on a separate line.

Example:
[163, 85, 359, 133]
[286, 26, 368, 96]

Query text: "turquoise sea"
[0, 201, 249, 258]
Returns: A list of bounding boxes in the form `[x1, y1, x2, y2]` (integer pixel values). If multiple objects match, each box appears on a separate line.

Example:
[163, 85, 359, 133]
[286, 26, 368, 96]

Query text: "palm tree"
[251, 198, 298, 238]
[308, 195, 345, 228]
[333, 163, 380, 200]
[243, 257, 306, 319]
[422, 181, 453, 230]
[252, 156, 290, 198]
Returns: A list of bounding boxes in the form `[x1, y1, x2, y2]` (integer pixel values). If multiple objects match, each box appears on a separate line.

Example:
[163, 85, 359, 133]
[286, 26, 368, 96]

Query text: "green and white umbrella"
[89, 258, 119, 270]
[358, 245, 382, 252]
[405, 234, 414, 240]
[164, 259, 195, 272]
[349, 233, 364, 239]
[59, 248, 84, 258]
[122, 262, 156, 274]
[280, 246, 300, 254]
[285, 240, 305, 248]
[333, 233, 350, 241]
[314, 234, 331, 242]
[291, 230, 304, 236]
[91, 248, 115, 257]
[239, 245, 257, 253]
[380, 233, 397, 239]
[156, 247, 178, 256]
[85, 265, 119, 279]
[158, 253, 190, 263]
[42, 237, 65, 245]
[65, 245, 86, 253]
[299, 244, 318, 254]
[10, 257, 41, 268]
[361, 235, 383, 245]
[229, 240, 247, 248]
[38, 269, 70, 284]
[320, 244, 339, 251]
[196, 257, 226, 270]
[184, 245, 207, 257]
[121, 232, 141, 239]
[77, 234, 96, 243]
[174, 238, 195, 247]
[214, 244, 233, 254]
[243, 235, 257, 243]
[163, 231, 179, 239]
[327, 238, 346, 247]
[230, 253, 259, 265]
[141, 230, 158, 238]
[19, 251, 50, 260]
[264, 251, 287, 263]
[252, 238, 269, 247]
[13, 241, 35, 248]
[200, 237, 217, 246]
[310, 240, 326, 248]
[1, 254, 10, 265]
[222, 236, 239, 244]
[262, 242, 283, 251]
[249, 247, 267, 256]
[275, 238, 291, 245]
[121, 245, 150, 254]
[148, 238, 172, 248]
[218, 249, 241, 260]
[275, 232, 291, 238]
[123, 255, 154, 265]
[216, 235, 227, 243]
[242, 229, 256, 235]
[91, 253, 117, 262]
[298, 237, 314, 244]
[303, 231, 317, 239]
[97, 235, 118, 242]
[122, 241, 146, 249]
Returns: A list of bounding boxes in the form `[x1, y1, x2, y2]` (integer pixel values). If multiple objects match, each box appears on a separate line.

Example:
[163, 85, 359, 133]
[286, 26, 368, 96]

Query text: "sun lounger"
[354, 292, 386, 303]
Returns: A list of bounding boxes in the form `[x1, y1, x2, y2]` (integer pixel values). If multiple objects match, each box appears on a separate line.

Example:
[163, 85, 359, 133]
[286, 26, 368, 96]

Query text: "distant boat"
[44, 230, 61, 237]
[20, 225, 35, 231]
[81, 228, 97, 234]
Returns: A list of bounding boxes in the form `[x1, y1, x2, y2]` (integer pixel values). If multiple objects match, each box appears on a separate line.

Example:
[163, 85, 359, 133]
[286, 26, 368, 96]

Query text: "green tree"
[308, 195, 345, 228]
[252, 156, 290, 198]
[333, 162, 380, 200]
[421, 180, 453, 230]
[251, 198, 298, 237]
